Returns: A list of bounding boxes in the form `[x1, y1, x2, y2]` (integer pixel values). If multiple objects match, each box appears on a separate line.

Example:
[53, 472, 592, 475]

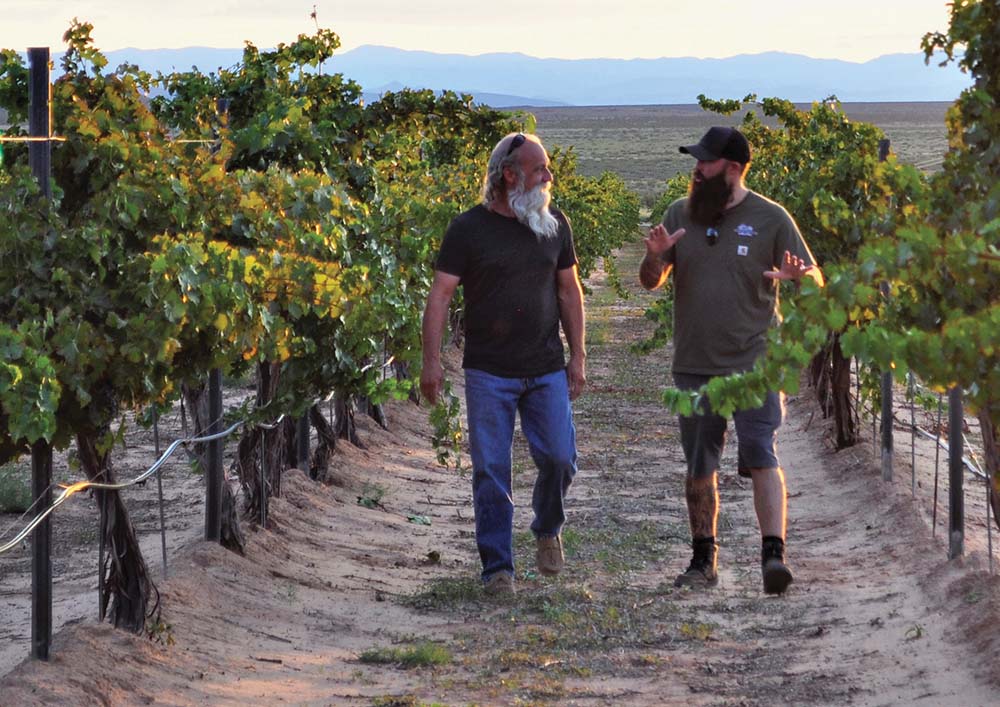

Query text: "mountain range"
[44, 45, 977, 106]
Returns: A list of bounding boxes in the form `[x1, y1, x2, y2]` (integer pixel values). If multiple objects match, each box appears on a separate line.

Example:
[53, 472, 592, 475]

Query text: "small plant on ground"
[357, 482, 387, 509]
[359, 641, 452, 668]
[679, 622, 716, 641]
[146, 616, 175, 646]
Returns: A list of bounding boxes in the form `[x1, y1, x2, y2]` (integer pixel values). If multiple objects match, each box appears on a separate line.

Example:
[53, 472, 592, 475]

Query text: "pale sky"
[4, 1, 953, 62]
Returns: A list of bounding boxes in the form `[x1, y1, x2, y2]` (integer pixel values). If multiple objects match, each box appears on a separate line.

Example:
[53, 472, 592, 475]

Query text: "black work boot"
[674, 537, 718, 589]
[761, 536, 793, 595]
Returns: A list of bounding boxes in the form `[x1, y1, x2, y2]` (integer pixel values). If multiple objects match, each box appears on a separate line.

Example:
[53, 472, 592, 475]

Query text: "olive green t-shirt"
[662, 191, 816, 375]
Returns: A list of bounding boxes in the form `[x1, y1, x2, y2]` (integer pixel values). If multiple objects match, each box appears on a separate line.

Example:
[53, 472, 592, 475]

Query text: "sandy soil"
[1, 240, 999, 706]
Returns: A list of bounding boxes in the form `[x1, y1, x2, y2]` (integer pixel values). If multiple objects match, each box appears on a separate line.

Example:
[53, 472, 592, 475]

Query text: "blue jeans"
[465, 368, 578, 581]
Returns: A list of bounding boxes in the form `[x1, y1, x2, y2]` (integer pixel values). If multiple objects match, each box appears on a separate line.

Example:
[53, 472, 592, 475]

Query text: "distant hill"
[361, 82, 568, 108]
[59, 46, 973, 106]
[329, 46, 970, 105]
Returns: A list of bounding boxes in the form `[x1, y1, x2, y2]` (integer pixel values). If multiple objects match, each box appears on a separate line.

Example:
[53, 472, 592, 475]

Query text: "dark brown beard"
[687, 171, 733, 227]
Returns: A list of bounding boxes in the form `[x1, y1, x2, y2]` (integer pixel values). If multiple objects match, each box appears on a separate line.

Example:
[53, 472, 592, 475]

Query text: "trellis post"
[877, 138, 893, 482]
[205, 368, 223, 541]
[948, 386, 964, 559]
[28, 46, 52, 662]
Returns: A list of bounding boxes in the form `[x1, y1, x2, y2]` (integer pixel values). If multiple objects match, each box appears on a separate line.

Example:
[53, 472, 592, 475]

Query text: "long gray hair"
[481, 132, 534, 209]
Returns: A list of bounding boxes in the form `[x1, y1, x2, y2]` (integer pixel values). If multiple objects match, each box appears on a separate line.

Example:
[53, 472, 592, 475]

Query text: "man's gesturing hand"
[644, 224, 686, 256]
[764, 250, 815, 281]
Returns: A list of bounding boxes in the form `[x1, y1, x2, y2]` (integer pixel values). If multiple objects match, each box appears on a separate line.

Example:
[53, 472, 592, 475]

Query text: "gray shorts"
[673, 372, 784, 479]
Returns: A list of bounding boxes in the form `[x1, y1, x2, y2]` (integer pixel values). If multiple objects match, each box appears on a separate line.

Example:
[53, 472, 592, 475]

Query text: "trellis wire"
[853, 366, 993, 573]
[153, 408, 169, 580]
[0, 418, 242, 556]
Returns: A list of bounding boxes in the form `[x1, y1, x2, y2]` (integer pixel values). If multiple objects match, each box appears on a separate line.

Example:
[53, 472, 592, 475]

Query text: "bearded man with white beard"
[639, 127, 824, 596]
[421, 132, 586, 596]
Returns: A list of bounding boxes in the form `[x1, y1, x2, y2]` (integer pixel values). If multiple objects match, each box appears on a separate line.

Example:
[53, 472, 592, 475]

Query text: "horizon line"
[75, 44, 939, 66]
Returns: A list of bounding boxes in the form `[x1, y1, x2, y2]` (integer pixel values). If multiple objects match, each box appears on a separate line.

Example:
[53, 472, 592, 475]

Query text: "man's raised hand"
[644, 224, 685, 256]
[764, 250, 817, 282]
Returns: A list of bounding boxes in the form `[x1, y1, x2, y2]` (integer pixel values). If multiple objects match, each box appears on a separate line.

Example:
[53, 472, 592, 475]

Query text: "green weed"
[679, 622, 716, 641]
[357, 482, 387, 509]
[146, 616, 175, 646]
[359, 641, 452, 668]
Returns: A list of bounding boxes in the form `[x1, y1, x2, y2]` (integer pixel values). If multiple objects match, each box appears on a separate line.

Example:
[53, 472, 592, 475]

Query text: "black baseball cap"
[679, 127, 751, 164]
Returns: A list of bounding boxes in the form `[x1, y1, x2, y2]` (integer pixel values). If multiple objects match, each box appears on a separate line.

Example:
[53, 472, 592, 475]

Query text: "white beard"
[508, 182, 560, 239]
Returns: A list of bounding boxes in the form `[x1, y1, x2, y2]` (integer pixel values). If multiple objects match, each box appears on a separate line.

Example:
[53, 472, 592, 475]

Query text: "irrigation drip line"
[0, 136, 215, 145]
[0, 374, 382, 558]
[0, 480, 63, 546]
[255, 414, 288, 432]
[0, 419, 243, 557]
[899, 413, 986, 482]
[0, 136, 67, 143]
[849, 387, 987, 483]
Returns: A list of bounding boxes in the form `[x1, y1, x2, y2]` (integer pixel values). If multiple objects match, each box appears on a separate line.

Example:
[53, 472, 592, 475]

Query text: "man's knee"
[746, 467, 786, 489]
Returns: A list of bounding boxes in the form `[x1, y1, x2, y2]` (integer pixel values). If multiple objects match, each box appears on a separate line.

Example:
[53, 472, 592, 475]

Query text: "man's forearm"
[421, 295, 449, 366]
[560, 293, 586, 360]
[639, 251, 671, 290]
[558, 276, 586, 360]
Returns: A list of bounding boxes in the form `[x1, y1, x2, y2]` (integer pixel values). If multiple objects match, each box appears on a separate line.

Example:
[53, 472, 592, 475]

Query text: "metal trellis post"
[205, 368, 223, 542]
[948, 386, 964, 559]
[28, 46, 52, 663]
[909, 372, 916, 496]
[878, 139, 893, 483]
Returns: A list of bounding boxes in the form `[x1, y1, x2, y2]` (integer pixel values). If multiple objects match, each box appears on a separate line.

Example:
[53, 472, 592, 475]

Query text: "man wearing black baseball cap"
[679, 126, 752, 164]
[639, 126, 823, 596]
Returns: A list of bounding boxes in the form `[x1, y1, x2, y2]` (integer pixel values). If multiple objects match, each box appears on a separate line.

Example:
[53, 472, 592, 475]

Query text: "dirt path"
[2, 239, 999, 706]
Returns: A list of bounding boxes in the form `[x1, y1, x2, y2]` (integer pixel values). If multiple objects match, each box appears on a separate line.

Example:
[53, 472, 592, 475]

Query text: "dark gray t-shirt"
[663, 191, 816, 375]
[435, 204, 577, 378]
